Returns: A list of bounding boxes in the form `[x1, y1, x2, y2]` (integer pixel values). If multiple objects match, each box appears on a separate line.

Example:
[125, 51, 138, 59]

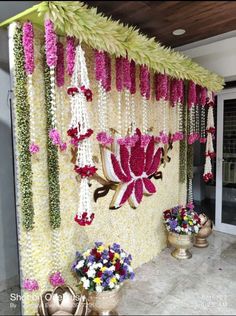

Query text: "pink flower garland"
[56, 42, 65, 87]
[177, 79, 184, 103]
[117, 135, 139, 147]
[116, 57, 123, 92]
[200, 87, 207, 106]
[22, 22, 35, 75]
[155, 73, 168, 101]
[140, 65, 150, 100]
[170, 78, 178, 106]
[23, 279, 39, 292]
[123, 56, 131, 91]
[95, 50, 106, 82]
[130, 60, 136, 95]
[49, 272, 65, 287]
[44, 19, 57, 68]
[66, 36, 76, 76]
[187, 80, 196, 108]
[103, 53, 111, 92]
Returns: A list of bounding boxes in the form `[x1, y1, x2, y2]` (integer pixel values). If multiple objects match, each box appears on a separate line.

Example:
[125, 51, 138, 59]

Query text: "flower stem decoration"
[13, 24, 38, 291]
[44, 56, 63, 286]
[69, 45, 96, 226]
[22, 21, 40, 155]
[203, 91, 215, 183]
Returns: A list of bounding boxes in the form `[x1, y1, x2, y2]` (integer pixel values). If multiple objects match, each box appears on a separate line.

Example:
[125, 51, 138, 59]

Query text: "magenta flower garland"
[22, 22, 35, 75]
[123, 56, 131, 91]
[56, 42, 65, 88]
[130, 60, 136, 95]
[155, 73, 168, 101]
[115, 57, 123, 92]
[200, 87, 207, 143]
[66, 36, 76, 76]
[140, 65, 150, 100]
[44, 19, 58, 68]
[187, 81, 198, 145]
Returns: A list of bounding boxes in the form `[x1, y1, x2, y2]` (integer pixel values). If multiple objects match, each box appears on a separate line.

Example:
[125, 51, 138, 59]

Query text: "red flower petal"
[130, 130, 145, 176]
[120, 181, 135, 205]
[147, 147, 162, 176]
[111, 153, 130, 182]
[120, 145, 131, 178]
[143, 178, 156, 194]
[134, 179, 143, 204]
[145, 136, 155, 172]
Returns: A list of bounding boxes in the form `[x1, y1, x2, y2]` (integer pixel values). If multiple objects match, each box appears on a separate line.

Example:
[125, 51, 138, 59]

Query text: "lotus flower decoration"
[100, 128, 163, 209]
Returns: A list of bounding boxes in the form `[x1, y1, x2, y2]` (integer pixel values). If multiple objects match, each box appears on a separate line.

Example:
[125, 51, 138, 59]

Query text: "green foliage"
[44, 62, 61, 229]
[37, 1, 224, 92]
[13, 25, 34, 231]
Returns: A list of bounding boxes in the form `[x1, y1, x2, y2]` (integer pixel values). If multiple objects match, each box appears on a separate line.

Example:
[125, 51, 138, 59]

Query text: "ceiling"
[85, 1, 236, 48]
[0, 1, 236, 48]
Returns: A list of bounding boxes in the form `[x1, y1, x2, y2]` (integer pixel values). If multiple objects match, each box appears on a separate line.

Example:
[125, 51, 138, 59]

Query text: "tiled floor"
[1, 231, 236, 315]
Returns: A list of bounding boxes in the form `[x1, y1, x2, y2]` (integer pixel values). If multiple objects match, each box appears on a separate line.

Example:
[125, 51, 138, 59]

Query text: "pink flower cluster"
[23, 278, 39, 291]
[117, 134, 139, 147]
[29, 142, 40, 154]
[141, 134, 152, 147]
[49, 129, 67, 152]
[200, 137, 207, 144]
[49, 272, 65, 287]
[95, 50, 111, 92]
[22, 22, 35, 75]
[66, 36, 75, 76]
[172, 131, 184, 142]
[203, 172, 213, 183]
[74, 212, 95, 226]
[123, 56, 131, 91]
[56, 42, 64, 87]
[140, 65, 150, 100]
[115, 56, 136, 94]
[188, 132, 200, 145]
[96, 131, 114, 146]
[188, 80, 196, 108]
[159, 131, 169, 144]
[155, 73, 168, 101]
[44, 19, 57, 68]
[200, 87, 207, 106]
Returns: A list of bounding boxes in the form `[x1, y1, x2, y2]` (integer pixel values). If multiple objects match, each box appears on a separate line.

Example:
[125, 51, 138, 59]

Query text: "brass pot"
[168, 232, 193, 260]
[194, 219, 213, 248]
[37, 285, 88, 316]
[87, 287, 121, 316]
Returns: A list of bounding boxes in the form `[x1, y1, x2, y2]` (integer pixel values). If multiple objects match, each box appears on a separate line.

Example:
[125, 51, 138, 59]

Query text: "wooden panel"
[85, 1, 236, 47]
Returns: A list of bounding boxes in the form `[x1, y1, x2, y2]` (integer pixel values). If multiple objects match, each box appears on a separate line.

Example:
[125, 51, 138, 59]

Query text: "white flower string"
[203, 91, 215, 183]
[69, 45, 96, 226]
[142, 96, 148, 134]
[125, 89, 131, 134]
[131, 94, 136, 135]
[117, 91, 122, 135]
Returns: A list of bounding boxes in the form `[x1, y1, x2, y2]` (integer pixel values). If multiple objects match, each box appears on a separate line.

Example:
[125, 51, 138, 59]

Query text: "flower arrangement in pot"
[72, 242, 134, 315]
[163, 205, 201, 259]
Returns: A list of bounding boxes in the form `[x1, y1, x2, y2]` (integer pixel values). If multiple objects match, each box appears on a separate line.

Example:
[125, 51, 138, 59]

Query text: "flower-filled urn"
[37, 285, 88, 316]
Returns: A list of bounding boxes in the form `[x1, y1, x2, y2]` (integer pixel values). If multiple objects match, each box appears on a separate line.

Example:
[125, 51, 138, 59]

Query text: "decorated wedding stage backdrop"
[0, 1, 223, 314]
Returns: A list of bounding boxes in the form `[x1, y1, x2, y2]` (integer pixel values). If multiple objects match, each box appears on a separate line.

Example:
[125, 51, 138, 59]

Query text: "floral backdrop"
[12, 26, 186, 315]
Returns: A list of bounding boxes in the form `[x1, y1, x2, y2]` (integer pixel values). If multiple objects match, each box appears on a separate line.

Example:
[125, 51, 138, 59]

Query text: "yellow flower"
[110, 277, 117, 284]
[101, 267, 107, 272]
[97, 246, 105, 253]
[94, 277, 101, 284]
[183, 216, 188, 221]
[84, 250, 90, 257]
[189, 221, 193, 225]
[114, 253, 120, 259]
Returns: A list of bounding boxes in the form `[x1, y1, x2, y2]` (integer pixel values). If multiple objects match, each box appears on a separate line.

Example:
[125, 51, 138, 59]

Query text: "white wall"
[0, 29, 19, 291]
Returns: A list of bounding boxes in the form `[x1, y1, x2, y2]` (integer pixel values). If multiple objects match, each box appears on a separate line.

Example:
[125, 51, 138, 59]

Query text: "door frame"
[215, 88, 236, 235]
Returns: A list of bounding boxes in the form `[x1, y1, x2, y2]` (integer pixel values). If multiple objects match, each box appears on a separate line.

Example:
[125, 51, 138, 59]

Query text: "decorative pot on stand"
[168, 232, 194, 260]
[194, 217, 213, 248]
[87, 287, 121, 316]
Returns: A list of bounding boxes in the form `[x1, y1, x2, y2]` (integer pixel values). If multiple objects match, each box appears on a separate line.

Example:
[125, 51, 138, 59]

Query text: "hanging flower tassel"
[70, 45, 97, 225]
[123, 56, 132, 135]
[155, 73, 169, 144]
[23, 22, 40, 155]
[200, 87, 207, 143]
[140, 65, 150, 135]
[170, 79, 180, 142]
[116, 57, 123, 135]
[56, 41, 67, 152]
[176, 79, 184, 141]
[187, 80, 198, 144]
[203, 91, 215, 182]
[130, 60, 136, 135]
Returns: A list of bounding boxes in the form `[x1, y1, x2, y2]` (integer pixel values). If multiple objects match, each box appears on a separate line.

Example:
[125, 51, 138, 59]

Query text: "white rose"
[109, 282, 115, 289]
[115, 274, 120, 280]
[76, 260, 85, 269]
[87, 269, 96, 278]
[96, 285, 103, 293]
[81, 277, 90, 290]
[103, 259, 108, 264]
[109, 266, 115, 271]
